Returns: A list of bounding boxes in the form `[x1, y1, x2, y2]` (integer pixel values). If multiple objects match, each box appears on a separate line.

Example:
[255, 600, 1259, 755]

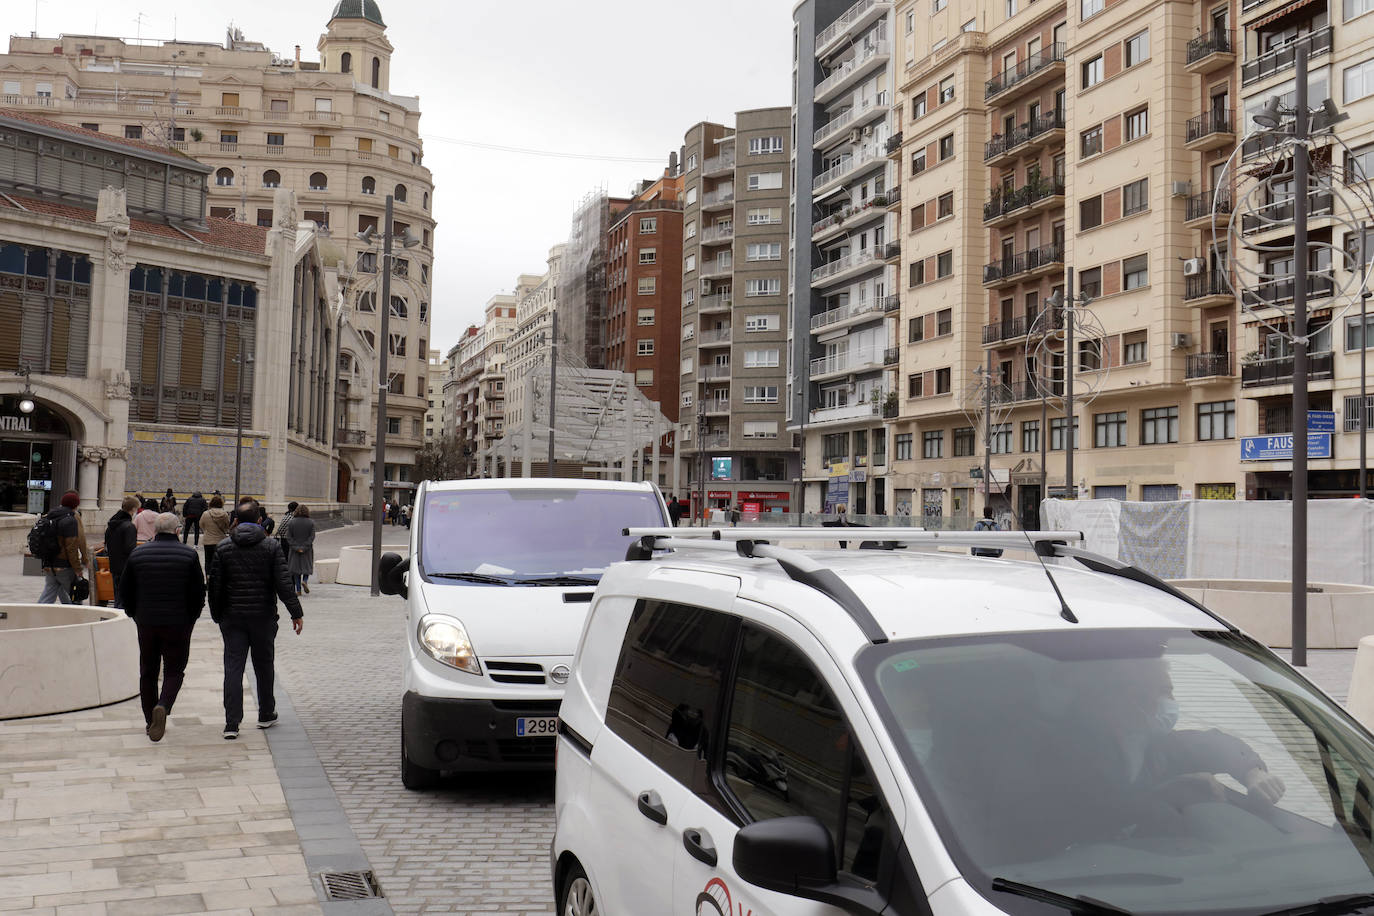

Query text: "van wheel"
[558, 863, 598, 916]
[401, 726, 440, 790]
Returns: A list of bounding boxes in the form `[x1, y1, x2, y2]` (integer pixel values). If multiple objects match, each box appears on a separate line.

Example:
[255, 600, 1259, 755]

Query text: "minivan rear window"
[418, 488, 664, 583]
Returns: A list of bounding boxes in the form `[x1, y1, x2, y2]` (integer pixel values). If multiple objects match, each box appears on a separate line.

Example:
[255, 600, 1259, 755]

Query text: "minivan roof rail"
[623, 526, 1084, 555]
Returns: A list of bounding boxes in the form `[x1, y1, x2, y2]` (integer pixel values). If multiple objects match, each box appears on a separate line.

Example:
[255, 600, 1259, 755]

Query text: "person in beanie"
[119, 512, 205, 742]
[104, 496, 139, 606]
[36, 490, 90, 604]
[207, 500, 303, 739]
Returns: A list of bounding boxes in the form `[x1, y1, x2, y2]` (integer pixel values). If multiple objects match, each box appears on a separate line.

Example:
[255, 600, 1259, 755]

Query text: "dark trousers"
[182, 517, 201, 545]
[220, 616, 278, 728]
[203, 543, 218, 577]
[137, 622, 195, 724]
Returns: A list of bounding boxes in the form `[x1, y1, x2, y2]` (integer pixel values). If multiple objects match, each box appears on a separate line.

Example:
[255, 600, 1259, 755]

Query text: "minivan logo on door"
[550, 665, 571, 685]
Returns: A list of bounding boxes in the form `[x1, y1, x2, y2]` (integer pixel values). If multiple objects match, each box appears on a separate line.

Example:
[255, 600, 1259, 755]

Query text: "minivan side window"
[722, 624, 887, 881]
[605, 600, 738, 795]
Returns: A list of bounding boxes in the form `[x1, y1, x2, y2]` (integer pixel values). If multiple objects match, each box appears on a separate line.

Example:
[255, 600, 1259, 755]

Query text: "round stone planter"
[336, 545, 409, 587]
[0, 604, 138, 719]
[1169, 579, 1374, 649]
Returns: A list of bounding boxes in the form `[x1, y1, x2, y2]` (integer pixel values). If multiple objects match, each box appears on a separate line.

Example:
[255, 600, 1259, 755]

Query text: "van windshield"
[418, 488, 665, 583]
[862, 628, 1374, 916]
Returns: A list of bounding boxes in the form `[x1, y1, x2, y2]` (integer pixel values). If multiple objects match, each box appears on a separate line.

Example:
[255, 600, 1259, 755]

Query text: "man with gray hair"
[119, 512, 206, 742]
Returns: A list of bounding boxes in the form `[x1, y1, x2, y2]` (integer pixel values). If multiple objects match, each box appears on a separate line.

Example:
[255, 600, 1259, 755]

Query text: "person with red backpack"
[34, 490, 90, 604]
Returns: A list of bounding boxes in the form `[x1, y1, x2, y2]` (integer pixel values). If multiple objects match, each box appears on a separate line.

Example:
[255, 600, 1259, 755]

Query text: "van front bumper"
[402, 690, 561, 773]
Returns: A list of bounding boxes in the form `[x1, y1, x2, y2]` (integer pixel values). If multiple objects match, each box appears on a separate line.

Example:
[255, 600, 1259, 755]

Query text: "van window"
[418, 488, 664, 581]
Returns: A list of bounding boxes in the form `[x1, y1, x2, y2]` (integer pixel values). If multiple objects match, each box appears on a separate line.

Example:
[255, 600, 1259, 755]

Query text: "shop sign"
[708, 490, 732, 499]
[0, 415, 32, 432]
[1240, 433, 1332, 461]
[711, 457, 733, 480]
[739, 491, 787, 500]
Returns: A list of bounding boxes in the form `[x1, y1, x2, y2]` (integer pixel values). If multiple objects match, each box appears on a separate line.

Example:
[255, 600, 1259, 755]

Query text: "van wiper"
[991, 878, 1132, 914]
[429, 572, 513, 585]
[1260, 894, 1374, 916]
[514, 575, 601, 586]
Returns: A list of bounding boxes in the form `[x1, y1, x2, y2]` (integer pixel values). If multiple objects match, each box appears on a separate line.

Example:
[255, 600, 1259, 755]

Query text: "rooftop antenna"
[132, 11, 147, 44]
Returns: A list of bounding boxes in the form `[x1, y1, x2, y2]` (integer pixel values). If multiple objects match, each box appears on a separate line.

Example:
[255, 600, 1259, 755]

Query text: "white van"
[377, 477, 668, 788]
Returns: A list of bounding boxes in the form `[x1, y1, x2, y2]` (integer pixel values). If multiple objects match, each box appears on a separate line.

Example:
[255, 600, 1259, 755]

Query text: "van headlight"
[417, 614, 481, 675]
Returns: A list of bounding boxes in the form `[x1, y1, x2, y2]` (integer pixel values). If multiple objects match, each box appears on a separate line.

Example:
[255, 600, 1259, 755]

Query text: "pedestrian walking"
[207, 500, 303, 739]
[283, 504, 316, 595]
[199, 495, 232, 573]
[402, 504, 412, 529]
[134, 498, 159, 544]
[730, 504, 742, 527]
[257, 504, 275, 536]
[119, 512, 206, 742]
[276, 501, 298, 559]
[382, 499, 390, 525]
[159, 488, 178, 514]
[181, 491, 208, 545]
[33, 489, 90, 604]
[971, 506, 1004, 558]
[103, 496, 139, 607]
[667, 496, 682, 527]
[389, 502, 401, 526]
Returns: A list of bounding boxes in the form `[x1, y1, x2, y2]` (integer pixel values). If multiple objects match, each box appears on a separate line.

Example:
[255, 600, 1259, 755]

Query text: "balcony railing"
[1186, 352, 1233, 379]
[1242, 26, 1331, 85]
[812, 92, 888, 146]
[1241, 351, 1334, 387]
[810, 297, 884, 331]
[699, 433, 730, 449]
[815, 40, 890, 99]
[699, 293, 732, 312]
[885, 131, 903, 154]
[1184, 270, 1231, 301]
[884, 346, 900, 365]
[811, 247, 880, 284]
[983, 243, 1064, 284]
[1186, 188, 1233, 222]
[699, 327, 733, 344]
[813, 145, 882, 191]
[982, 315, 1029, 344]
[815, 0, 884, 51]
[1186, 109, 1234, 144]
[1242, 131, 1285, 160]
[702, 151, 735, 174]
[881, 240, 901, 260]
[336, 427, 368, 446]
[883, 294, 901, 311]
[983, 109, 1066, 162]
[982, 177, 1065, 222]
[1240, 192, 1334, 234]
[701, 224, 735, 244]
[702, 187, 735, 208]
[701, 365, 732, 380]
[1187, 28, 1234, 65]
[985, 43, 1066, 99]
[810, 348, 885, 377]
[1241, 273, 1335, 308]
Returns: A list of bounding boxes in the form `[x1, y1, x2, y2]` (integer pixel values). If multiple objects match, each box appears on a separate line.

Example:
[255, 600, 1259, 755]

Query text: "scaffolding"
[557, 189, 616, 370]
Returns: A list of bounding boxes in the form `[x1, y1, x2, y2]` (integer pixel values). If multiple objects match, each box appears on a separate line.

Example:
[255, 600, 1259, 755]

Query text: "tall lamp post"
[696, 411, 709, 527]
[358, 196, 419, 596]
[1045, 277, 1093, 499]
[231, 348, 254, 505]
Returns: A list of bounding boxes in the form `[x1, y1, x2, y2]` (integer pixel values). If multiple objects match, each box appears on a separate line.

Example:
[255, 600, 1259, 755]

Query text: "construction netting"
[558, 190, 614, 370]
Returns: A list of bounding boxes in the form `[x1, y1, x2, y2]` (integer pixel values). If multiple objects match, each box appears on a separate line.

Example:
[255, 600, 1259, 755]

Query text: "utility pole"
[1291, 48, 1311, 666]
[983, 350, 992, 508]
[1065, 266, 1076, 498]
[547, 310, 558, 476]
[1361, 222, 1368, 500]
[370, 194, 394, 597]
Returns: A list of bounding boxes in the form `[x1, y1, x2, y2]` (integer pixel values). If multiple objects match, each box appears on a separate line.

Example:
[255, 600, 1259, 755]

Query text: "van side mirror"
[378, 553, 409, 598]
[733, 817, 884, 915]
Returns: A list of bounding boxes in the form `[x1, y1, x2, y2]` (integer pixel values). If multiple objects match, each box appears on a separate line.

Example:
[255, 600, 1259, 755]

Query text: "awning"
[1251, 0, 1322, 30]
[1242, 306, 1333, 325]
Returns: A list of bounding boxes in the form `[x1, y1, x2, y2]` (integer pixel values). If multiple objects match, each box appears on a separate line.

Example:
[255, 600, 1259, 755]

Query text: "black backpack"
[28, 512, 62, 563]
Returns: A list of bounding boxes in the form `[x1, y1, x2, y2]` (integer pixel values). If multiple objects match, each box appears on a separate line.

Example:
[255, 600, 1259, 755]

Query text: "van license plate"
[516, 717, 558, 738]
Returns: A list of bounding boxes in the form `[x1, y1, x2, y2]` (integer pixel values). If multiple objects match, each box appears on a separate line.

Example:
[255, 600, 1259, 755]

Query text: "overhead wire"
[424, 134, 666, 164]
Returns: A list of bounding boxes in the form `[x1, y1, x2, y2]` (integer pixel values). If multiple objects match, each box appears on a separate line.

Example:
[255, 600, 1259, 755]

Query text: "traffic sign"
[1308, 410, 1336, 433]
[1240, 433, 1333, 461]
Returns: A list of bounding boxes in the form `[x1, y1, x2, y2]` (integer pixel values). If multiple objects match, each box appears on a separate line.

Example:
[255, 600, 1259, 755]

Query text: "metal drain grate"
[319, 870, 383, 900]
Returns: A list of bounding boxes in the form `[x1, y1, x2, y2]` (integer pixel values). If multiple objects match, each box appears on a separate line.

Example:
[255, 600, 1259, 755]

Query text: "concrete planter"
[336, 545, 408, 587]
[1170, 579, 1374, 649]
[0, 604, 138, 719]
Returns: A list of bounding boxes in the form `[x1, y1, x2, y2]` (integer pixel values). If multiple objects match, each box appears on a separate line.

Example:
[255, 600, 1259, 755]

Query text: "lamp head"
[1046, 289, 1064, 309]
[1253, 95, 1284, 129]
[18, 397, 34, 415]
[1311, 98, 1350, 133]
[399, 228, 421, 249]
[356, 225, 376, 244]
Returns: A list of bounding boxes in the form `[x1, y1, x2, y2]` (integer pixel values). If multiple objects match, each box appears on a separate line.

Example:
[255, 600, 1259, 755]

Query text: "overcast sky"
[27, 0, 796, 352]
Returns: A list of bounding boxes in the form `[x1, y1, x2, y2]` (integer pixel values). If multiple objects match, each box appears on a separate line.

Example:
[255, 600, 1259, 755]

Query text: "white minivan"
[377, 478, 668, 788]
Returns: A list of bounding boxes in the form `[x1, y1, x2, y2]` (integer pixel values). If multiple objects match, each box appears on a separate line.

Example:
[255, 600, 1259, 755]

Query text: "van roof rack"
[623, 526, 1084, 555]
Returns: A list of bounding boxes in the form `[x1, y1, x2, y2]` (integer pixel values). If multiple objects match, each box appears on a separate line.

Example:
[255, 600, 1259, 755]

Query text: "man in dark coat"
[207, 501, 304, 739]
[666, 496, 682, 527]
[119, 512, 206, 742]
[36, 490, 89, 604]
[181, 491, 208, 545]
[103, 496, 139, 607]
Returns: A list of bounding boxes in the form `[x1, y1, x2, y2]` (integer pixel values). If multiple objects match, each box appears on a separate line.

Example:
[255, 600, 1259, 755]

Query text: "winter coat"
[134, 509, 158, 543]
[207, 523, 302, 624]
[103, 510, 137, 579]
[199, 507, 232, 546]
[283, 516, 316, 576]
[43, 506, 89, 572]
[182, 496, 208, 521]
[119, 532, 206, 627]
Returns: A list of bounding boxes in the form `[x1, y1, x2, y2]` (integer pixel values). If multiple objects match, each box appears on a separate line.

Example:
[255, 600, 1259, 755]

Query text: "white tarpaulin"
[1043, 498, 1374, 585]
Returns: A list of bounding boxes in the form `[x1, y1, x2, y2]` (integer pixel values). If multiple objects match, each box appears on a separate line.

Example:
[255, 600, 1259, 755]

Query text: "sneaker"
[148, 705, 167, 742]
[302, 582, 310, 594]
[223, 725, 239, 740]
[257, 714, 279, 729]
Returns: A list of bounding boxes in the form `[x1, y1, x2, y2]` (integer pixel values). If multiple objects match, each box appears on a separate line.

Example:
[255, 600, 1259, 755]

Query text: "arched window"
[371, 57, 380, 89]
[361, 176, 376, 195]
[262, 169, 280, 188]
[338, 352, 353, 373]
[357, 291, 376, 312]
[361, 329, 376, 348]
[422, 191, 429, 210]
[390, 296, 408, 319]
[394, 184, 407, 202]
[215, 167, 235, 186]
[309, 172, 328, 191]
[340, 51, 352, 73]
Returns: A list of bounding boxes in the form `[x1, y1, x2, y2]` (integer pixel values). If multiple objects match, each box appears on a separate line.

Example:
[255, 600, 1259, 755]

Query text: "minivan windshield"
[417, 487, 665, 583]
[862, 628, 1374, 915]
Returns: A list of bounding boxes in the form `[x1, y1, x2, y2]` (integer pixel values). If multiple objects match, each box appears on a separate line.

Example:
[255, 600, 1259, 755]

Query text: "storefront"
[0, 396, 77, 514]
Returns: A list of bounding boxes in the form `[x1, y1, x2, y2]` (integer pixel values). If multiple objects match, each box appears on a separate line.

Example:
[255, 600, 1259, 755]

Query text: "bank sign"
[1240, 433, 1333, 461]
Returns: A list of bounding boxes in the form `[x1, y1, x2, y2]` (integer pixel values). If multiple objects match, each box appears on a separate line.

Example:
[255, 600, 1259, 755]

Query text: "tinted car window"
[606, 600, 738, 792]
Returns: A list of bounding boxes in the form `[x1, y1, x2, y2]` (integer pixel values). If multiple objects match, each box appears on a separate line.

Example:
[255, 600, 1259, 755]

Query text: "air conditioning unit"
[848, 129, 862, 143]
[861, 125, 874, 137]
[1182, 258, 1206, 276]
[1171, 180, 1192, 197]
[1171, 332, 1192, 349]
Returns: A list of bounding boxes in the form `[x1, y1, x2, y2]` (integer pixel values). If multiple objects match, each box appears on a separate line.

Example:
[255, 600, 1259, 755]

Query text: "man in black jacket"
[181, 491, 208, 545]
[104, 496, 139, 608]
[120, 512, 206, 742]
[207, 501, 304, 739]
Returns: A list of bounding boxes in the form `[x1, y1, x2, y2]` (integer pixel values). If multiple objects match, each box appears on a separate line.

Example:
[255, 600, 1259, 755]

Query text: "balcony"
[1240, 191, 1334, 235]
[1240, 273, 1335, 310]
[1242, 26, 1331, 86]
[811, 247, 882, 287]
[1184, 110, 1236, 152]
[809, 297, 885, 333]
[1241, 351, 1334, 388]
[982, 243, 1064, 287]
[336, 427, 368, 446]
[306, 110, 341, 126]
[813, 92, 890, 148]
[883, 294, 901, 312]
[701, 364, 733, 380]
[881, 240, 901, 262]
[815, 0, 890, 56]
[702, 150, 735, 177]
[810, 402, 878, 425]
[1185, 352, 1233, 380]
[983, 109, 1066, 165]
[1184, 270, 1233, 307]
[815, 40, 891, 104]
[702, 187, 735, 211]
[1241, 131, 1285, 161]
[702, 398, 732, 416]
[985, 43, 1066, 101]
[1184, 188, 1233, 228]
[810, 348, 885, 380]
[811, 194, 889, 241]
[1186, 29, 1235, 72]
[882, 185, 901, 209]
[982, 177, 1065, 226]
[699, 432, 730, 449]
[213, 105, 247, 120]
[982, 315, 1030, 344]
[701, 223, 735, 245]
[884, 346, 900, 366]
[813, 146, 885, 195]
[699, 327, 733, 346]
[699, 293, 732, 313]
[700, 258, 734, 280]
[885, 131, 903, 157]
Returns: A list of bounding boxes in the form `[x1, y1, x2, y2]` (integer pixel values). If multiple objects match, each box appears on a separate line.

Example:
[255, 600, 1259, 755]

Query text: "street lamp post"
[697, 411, 709, 527]
[1044, 277, 1093, 499]
[231, 348, 254, 505]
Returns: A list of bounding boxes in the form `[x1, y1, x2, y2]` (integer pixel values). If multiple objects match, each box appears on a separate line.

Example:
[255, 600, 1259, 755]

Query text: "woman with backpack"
[159, 488, 177, 514]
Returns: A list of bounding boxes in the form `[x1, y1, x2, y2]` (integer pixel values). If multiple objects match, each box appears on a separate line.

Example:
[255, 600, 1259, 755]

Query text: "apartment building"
[791, 0, 902, 517]
[0, 0, 437, 503]
[424, 348, 444, 440]
[560, 192, 630, 370]
[505, 246, 564, 443]
[607, 172, 685, 426]
[680, 110, 796, 517]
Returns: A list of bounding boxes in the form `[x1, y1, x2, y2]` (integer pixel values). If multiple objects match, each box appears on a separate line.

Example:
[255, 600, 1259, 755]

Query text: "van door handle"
[637, 789, 668, 825]
[682, 827, 717, 867]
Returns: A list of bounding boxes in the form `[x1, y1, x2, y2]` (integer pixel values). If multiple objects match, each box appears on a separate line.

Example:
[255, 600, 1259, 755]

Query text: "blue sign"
[1240, 433, 1333, 461]
[1308, 410, 1336, 433]
[828, 475, 850, 505]
[711, 457, 733, 480]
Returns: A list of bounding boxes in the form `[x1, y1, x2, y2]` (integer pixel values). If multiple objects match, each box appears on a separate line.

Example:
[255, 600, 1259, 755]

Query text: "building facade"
[0, 0, 436, 505]
[505, 245, 564, 446]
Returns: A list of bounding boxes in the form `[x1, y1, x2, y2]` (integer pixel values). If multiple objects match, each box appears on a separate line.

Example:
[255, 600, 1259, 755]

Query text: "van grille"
[485, 660, 546, 685]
